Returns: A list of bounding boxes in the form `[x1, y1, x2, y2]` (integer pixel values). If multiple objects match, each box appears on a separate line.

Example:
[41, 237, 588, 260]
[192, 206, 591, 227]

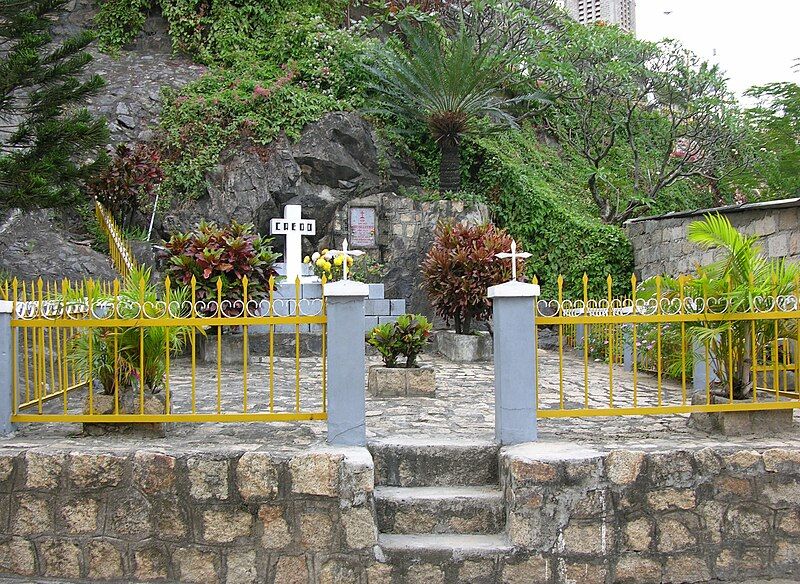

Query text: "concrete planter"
[199, 331, 248, 365]
[83, 389, 169, 437]
[368, 365, 436, 398]
[689, 391, 793, 436]
[436, 330, 493, 362]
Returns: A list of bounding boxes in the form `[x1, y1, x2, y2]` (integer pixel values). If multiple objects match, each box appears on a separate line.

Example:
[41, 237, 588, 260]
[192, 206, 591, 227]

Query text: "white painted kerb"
[488, 280, 540, 299]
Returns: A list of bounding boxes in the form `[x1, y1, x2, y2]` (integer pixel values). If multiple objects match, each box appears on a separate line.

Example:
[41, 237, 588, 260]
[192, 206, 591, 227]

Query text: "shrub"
[160, 220, 280, 306]
[68, 267, 192, 394]
[639, 213, 800, 399]
[86, 143, 164, 229]
[421, 222, 515, 334]
[367, 314, 432, 367]
[350, 255, 386, 284]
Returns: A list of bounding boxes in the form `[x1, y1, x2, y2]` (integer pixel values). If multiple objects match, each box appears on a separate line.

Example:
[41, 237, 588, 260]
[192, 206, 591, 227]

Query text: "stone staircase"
[370, 440, 513, 580]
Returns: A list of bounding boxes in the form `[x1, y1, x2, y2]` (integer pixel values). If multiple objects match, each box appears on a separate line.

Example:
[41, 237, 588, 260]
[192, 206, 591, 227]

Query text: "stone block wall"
[502, 442, 800, 583]
[5, 441, 800, 583]
[624, 203, 800, 280]
[329, 192, 490, 317]
[0, 446, 377, 583]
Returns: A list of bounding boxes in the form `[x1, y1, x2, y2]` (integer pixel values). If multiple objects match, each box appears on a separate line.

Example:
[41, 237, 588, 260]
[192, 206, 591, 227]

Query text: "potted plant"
[68, 267, 194, 435]
[641, 213, 799, 434]
[421, 222, 516, 361]
[159, 220, 280, 365]
[367, 314, 435, 397]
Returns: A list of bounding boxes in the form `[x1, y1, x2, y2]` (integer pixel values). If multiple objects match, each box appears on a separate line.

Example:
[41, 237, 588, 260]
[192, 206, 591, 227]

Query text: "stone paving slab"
[3, 349, 800, 454]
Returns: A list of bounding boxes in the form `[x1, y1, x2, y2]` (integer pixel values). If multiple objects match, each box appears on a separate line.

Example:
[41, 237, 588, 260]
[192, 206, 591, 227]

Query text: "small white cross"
[496, 240, 532, 281]
[325, 239, 365, 281]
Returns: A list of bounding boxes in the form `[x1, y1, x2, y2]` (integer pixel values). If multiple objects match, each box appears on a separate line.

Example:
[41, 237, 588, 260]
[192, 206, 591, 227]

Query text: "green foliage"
[160, 220, 280, 306]
[364, 18, 543, 192]
[421, 222, 515, 334]
[0, 0, 109, 208]
[367, 323, 401, 367]
[160, 0, 347, 64]
[468, 127, 633, 299]
[94, 0, 151, 53]
[367, 314, 432, 368]
[94, 0, 347, 61]
[68, 267, 192, 394]
[158, 13, 371, 199]
[538, 20, 748, 223]
[741, 83, 800, 199]
[639, 213, 800, 399]
[349, 254, 386, 284]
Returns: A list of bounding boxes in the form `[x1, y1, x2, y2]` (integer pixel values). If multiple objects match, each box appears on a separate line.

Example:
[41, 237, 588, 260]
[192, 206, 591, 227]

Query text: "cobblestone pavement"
[5, 348, 800, 454]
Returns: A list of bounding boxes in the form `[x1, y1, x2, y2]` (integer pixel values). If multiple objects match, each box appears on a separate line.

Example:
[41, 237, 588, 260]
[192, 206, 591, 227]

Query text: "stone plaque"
[349, 207, 377, 248]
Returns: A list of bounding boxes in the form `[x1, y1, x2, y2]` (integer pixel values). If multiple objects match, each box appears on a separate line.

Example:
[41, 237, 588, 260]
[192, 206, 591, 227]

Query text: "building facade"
[562, 0, 636, 34]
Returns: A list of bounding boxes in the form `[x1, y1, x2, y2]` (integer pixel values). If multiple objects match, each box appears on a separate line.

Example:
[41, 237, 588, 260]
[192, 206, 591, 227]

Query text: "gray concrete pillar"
[488, 280, 540, 444]
[623, 331, 633, 372]
[324, 280, 369, 446]
[692, 337, 718, 393]
[0, 300, 14, 435]
[575, 324, 585, 346]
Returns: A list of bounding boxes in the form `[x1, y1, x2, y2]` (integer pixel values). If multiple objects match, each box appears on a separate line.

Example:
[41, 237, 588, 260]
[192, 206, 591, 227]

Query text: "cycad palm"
[645, 213, 799, 399]
[365, 21, 531, 193]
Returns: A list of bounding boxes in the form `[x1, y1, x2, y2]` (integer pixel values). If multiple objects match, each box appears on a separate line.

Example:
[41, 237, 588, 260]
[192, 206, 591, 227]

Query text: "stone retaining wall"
[502, 443, 800, 583]
[4, 442, 800, 583]
[0, 446, 377, 583]
[624, 201, 800, 280]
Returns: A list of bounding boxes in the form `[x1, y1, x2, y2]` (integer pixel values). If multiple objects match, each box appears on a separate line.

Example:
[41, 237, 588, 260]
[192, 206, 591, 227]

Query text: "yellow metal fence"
[8, 275, 327, 424]
[535, 274, 800, 418]
[95, 200, 138, 278]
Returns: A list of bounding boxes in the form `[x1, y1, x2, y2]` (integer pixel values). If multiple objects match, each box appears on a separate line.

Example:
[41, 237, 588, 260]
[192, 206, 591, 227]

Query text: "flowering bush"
[303, 248, 352, 281]
[86, 143, 164, 229]
[160, 220, 280, 306]
[421, 222, 516, 334]
[367, 314, 432, 368]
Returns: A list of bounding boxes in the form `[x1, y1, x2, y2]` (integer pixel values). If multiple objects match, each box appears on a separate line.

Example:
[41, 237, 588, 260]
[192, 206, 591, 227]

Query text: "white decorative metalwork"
[496, 240, 532, 281]
[325, 239, 364, 281]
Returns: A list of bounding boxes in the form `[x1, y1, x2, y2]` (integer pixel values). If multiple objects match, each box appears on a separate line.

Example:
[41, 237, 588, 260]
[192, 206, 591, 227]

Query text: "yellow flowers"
[305, 247, 354, 279]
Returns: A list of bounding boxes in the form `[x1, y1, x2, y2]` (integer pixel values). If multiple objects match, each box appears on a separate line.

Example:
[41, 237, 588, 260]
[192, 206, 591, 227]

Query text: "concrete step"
[375, 486, 505, 535]
[377, 533, 513, 563]
[369, 439, 499, 487]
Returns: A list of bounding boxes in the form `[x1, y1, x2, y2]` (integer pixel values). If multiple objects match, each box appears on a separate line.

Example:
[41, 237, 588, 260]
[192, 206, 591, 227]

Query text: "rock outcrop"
[164, 111, 489, 315]
[0, 209, 116, 283]
[163, 111, 421, 248]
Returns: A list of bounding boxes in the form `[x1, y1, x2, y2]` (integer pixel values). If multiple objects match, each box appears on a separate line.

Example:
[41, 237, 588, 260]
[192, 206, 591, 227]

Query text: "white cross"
[325, 239, 364, 281]
[496, 240, 532, 281]
[270, 205, 316, 282]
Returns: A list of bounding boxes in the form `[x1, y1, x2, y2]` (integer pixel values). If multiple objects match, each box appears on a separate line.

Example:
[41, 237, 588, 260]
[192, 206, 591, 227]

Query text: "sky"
[636, 0, 800, 98]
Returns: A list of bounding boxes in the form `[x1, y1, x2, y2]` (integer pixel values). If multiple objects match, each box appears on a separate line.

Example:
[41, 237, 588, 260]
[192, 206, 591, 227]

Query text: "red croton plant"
[86, 143, 164, 229]
[421, 222, 517, 334]
[161, 220, 280, 308]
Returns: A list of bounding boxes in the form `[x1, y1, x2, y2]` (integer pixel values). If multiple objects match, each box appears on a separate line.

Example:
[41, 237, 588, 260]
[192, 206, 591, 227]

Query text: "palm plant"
[641, 214, 799, 399]
[69, 267, 193, 395]
[365, 20, 537, 193]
